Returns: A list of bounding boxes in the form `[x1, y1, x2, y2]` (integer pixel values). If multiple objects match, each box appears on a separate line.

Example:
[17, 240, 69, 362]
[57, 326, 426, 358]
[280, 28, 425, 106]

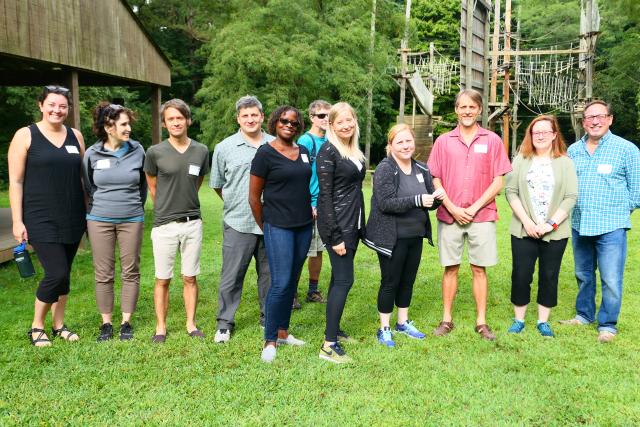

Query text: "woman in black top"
[364, 124, 443, 347]
[249, 106, 312, 363]
[8, 85, 86, 346]
[316, 102, 366, 364]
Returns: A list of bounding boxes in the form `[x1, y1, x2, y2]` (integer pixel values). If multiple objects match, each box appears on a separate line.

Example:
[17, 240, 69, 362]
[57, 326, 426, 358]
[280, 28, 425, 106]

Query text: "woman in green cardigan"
[505, 115, 578, 337]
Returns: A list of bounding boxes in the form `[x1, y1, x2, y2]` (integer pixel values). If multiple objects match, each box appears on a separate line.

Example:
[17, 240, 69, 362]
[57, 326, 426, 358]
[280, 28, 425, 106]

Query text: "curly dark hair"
[92, 101, 136, 142]
[267, 105, 304, 138]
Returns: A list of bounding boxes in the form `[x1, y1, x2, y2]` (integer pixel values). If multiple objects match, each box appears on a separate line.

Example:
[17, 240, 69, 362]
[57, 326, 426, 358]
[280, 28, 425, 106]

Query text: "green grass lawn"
[1, 183, 639, 426]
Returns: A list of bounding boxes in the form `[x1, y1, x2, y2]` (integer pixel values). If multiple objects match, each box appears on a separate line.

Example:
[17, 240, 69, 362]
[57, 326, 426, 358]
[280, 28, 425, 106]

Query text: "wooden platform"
[0, 208, 17, 263]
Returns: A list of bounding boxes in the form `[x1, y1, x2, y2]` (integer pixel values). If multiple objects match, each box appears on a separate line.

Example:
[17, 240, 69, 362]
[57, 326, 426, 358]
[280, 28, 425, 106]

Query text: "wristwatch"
[546, 219, 558, 231]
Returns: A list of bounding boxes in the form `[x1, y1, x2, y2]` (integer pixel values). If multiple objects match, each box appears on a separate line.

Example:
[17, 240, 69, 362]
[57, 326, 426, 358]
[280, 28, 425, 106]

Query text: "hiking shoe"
[434, 321, 454, 337]
[536, 322, 555, 337]
[214, 329, 231, 343]
[377, 327, 395, 347]
[395, 320, 426, 339]
[319, 342, 352, 364]
[508, 319, 525, 334]
[97, 323, 113, 342]
[337, 329, 357, 344]
[597, 331, 615, 343]
[119, 322, 134, 341]
[475, 324, 496, 341]
[306, 290, 325, 303]
[292, 295, 302, 310]
[277, 333, 305, 346]
[261, 344, 277, 363]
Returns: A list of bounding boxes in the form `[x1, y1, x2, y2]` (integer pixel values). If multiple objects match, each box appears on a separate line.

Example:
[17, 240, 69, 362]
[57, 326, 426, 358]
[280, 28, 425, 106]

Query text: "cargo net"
[388, 50, 459, 96]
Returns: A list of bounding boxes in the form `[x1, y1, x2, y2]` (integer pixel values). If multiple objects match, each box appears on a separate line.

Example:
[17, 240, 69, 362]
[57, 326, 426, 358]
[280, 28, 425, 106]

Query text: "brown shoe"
[434, 321, 454, 337]
[306, 290, 325, 303]
[475, 324, 496, 341]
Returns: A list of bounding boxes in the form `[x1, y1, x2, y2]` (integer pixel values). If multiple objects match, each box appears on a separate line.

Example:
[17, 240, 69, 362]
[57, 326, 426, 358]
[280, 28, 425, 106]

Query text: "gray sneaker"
[261, 344, 277, 363]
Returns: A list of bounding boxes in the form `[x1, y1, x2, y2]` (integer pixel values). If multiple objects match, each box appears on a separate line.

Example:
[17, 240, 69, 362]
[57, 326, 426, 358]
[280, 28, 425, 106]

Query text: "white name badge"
[65, 145, 79, 154]
[351, 158, 363, 171]
[188, 165, 201, 176]
[301, 154, 309, 163]
[597, 164, 612, 174]
[474, 144, 488, 154]
[95, 159, 110, 170]
[416, 173, 425, 183]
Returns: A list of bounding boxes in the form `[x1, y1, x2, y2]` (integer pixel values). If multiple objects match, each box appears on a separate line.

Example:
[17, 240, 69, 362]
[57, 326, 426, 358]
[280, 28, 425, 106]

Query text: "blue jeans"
[263, 222, 312, 342]
[572, 228, 627, 334]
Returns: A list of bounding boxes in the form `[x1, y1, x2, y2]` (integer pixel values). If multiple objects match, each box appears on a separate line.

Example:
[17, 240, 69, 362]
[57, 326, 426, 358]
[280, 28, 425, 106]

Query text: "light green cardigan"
[505, 154, 578, 241]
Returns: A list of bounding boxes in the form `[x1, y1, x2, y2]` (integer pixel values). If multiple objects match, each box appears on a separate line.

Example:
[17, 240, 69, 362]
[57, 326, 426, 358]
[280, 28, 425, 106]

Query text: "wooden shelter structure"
[0, 0, 171, 263]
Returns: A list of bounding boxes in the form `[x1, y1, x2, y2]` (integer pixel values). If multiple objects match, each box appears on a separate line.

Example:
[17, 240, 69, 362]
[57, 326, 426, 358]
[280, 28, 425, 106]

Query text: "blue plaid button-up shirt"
[568, 131, 640, 236]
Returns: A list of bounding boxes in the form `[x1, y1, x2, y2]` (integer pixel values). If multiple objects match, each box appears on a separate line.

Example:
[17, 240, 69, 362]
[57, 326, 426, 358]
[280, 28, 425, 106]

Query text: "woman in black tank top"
[8, 85, 87, 347]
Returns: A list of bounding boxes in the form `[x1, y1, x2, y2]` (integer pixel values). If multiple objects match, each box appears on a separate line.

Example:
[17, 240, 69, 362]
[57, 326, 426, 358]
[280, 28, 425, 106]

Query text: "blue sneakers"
[537, 322, 555, 337]
[395, 320, 426, 339]
[508, 319, 525, 334]
[377, 327, 395, 347]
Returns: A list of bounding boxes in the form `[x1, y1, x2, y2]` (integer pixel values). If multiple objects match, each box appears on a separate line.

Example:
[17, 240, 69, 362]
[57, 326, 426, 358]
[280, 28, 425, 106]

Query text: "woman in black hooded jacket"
[364, 124, 444, 347]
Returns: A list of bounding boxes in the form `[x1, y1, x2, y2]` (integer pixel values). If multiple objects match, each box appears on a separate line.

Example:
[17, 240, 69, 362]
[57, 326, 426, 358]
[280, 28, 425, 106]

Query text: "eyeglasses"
[583, 114, 610, 122]
[312, 113, 328, 119]
[278, 118, 300, 128]
[531, 131, 555, 137]
[44, 85, 70, 94]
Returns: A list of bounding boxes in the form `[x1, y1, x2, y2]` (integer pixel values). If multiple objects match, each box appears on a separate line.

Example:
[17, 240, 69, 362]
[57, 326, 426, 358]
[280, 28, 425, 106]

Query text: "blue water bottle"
[13, 241, 35, 278]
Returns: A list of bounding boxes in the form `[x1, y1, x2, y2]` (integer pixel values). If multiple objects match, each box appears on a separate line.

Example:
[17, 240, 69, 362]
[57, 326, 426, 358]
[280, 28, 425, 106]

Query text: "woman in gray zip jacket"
[83, 102, 147, 342]
[364, 124, 444, 347]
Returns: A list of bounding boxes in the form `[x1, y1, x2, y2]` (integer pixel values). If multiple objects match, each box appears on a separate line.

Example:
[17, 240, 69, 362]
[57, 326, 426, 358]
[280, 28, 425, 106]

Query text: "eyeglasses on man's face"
[583, 114, 610, 123]
[312, 113, 328, 119]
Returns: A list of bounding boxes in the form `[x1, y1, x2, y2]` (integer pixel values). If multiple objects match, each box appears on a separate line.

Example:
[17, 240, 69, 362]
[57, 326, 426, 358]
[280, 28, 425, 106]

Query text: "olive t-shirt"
[250, 143, 312, 228]
[144, 139, 210, 227]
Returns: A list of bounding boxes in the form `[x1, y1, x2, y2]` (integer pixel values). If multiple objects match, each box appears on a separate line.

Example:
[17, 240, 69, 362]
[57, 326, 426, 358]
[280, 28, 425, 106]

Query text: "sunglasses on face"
[278, 118, 300, 128]
[312, 113, 328, 119]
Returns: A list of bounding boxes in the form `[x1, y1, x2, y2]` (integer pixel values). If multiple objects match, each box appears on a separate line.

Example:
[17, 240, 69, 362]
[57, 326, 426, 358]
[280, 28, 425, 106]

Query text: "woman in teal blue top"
[83, 102, 147, 341]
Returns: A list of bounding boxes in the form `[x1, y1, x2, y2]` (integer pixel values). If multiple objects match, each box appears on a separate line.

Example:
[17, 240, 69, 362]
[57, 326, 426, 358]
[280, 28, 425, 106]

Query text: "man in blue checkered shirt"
[561, 100, 640, 343]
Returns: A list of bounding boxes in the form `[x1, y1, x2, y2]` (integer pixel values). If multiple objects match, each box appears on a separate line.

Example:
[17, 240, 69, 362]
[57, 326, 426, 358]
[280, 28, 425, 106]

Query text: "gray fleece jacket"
[83, 139, 147, 218]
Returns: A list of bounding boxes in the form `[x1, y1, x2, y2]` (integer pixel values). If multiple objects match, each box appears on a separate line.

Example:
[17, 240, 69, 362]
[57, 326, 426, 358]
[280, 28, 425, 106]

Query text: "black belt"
[174, 215, 200, 223]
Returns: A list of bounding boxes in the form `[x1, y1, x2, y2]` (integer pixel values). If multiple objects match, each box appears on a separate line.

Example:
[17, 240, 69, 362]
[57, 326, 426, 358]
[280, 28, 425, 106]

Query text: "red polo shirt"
[427, 125, 512, 224]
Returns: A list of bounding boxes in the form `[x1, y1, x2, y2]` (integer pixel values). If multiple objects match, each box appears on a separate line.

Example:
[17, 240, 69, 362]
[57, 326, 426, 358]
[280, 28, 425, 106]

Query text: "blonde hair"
[326, 102, 365, 162]
[386, 123, 415, 156]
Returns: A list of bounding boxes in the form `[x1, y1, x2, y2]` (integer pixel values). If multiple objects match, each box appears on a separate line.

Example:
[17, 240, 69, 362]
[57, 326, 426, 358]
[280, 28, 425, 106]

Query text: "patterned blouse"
[526, 157, 555, 224]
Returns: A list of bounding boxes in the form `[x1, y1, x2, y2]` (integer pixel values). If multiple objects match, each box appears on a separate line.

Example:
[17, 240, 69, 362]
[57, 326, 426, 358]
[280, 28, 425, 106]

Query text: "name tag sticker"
[65, 145, 79, 154]
[95, 159, 110, 169]
[474, 144, 488, 154]
[416, 173, 425, 183]
[301, 154, 309, 163]
[351, 158, 363, 171]
[188, 165, 201, 176]
[597, 164, 612, 174]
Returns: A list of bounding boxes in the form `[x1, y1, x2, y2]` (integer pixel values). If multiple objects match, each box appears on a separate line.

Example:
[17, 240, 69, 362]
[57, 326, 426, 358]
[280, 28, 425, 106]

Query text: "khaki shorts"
[437, 221, 497, 267]
[307, 220, 325, 257]
[150, 219, 203, 279]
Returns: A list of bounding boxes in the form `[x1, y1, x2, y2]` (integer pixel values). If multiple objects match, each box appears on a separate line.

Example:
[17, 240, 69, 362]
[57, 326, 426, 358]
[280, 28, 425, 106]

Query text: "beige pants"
[87, 220, 144, 314]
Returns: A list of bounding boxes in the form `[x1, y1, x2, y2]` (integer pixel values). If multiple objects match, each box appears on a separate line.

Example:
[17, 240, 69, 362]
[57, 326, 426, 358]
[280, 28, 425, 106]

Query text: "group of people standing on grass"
[8, 85, 640, 364]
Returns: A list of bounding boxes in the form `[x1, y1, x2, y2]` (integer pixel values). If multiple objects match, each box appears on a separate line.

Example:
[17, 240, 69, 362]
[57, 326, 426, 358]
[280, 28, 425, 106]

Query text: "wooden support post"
[501, 0, 511, 155]
[64, 70, 80, 130]
[490, 0, 501, 104]
[398, 0, 412, 123]
[465, 0, 474, 89]
[151, 86, 162, 145]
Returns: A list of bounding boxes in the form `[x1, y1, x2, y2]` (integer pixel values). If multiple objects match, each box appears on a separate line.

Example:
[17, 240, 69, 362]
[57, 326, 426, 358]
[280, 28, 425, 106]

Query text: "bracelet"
[546, 219, 558, 231]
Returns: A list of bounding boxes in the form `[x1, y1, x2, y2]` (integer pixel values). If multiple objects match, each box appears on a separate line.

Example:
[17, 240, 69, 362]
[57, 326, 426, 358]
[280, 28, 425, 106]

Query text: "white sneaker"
[214, 329, 230, 343]
[276, 333, 305, 346]
[597, 331, 615, 343]
[261, 344, 277, 363]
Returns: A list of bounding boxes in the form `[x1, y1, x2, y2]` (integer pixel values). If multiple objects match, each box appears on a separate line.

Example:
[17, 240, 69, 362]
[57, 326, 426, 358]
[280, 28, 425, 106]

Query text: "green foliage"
[1, 187, 640, 425]
[196, 0, 400, 156]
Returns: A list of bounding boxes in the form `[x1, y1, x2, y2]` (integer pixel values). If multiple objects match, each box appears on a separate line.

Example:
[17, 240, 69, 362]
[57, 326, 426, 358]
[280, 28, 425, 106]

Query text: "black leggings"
[511, 236, 568, 307]
[377, 237, 423, 313]
[324, 247, 356, 342]
[30, 241, 80, 304]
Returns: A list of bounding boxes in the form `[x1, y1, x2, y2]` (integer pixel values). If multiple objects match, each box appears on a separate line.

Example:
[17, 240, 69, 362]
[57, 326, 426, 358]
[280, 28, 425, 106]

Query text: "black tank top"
[23, 124, 86, 243]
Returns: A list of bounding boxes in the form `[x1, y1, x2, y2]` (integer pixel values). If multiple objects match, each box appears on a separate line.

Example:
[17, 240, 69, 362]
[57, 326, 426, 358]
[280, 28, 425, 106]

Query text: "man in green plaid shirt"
[561, 100, 640, 343]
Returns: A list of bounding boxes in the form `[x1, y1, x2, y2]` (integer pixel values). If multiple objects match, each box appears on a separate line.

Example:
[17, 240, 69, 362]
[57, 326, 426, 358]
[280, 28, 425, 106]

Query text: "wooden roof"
[0, 0, 171, 87]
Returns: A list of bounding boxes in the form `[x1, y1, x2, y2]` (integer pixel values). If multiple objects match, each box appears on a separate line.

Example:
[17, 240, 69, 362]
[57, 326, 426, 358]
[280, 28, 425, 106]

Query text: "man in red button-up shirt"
[427, 89, 512, 341]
